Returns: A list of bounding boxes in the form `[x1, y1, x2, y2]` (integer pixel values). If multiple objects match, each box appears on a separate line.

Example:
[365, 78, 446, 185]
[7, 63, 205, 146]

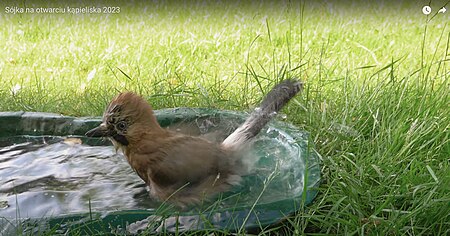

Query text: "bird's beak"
[85, 124, 109, 137]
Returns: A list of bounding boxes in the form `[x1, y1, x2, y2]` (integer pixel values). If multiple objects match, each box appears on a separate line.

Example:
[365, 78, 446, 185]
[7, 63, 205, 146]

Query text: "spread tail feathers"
[221, 79, 303, 150]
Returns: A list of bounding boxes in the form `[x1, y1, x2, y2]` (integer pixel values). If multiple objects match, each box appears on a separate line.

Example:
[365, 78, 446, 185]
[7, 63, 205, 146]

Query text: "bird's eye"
[116, 121, 127, 131]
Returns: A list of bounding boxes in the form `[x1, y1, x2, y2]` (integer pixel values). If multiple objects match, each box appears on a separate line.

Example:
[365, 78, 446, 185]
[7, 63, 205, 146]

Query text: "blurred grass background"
[0, 0, 449, 235]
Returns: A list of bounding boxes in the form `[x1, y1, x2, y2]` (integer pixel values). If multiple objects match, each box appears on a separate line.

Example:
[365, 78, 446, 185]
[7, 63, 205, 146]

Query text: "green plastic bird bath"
[0, 108, 320, 234]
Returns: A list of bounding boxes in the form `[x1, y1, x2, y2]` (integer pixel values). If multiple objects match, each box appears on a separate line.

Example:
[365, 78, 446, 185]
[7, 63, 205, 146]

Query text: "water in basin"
[0, 109, 320, 233]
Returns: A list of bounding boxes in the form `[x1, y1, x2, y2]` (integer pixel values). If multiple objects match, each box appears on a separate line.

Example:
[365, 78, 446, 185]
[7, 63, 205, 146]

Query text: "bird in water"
[86, 79, 303, 207]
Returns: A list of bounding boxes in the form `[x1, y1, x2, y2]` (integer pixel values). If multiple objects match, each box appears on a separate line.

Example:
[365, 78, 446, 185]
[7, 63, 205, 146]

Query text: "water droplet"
[51, 195, 55, 198]
[0, 201, 9, 209]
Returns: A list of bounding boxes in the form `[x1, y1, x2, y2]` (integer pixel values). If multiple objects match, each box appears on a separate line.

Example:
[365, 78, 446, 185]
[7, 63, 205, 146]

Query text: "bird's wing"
[157, 136, 228, 185]
[133, 135, 230, 188]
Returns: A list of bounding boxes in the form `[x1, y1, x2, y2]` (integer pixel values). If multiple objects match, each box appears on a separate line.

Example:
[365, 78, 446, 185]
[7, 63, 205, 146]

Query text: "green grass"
[1, 0, 449, 235]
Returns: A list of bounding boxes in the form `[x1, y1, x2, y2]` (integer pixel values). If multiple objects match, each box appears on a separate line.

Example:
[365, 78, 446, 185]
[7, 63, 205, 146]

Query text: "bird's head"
[85, 92, 161, 148]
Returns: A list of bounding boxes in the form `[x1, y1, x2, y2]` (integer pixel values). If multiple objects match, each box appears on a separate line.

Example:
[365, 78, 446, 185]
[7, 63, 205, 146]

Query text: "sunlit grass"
[0, 0, 449, 235]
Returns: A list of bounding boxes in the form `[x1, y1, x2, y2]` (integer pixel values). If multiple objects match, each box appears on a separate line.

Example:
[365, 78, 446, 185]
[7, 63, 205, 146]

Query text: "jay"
[86, 79, 302, 207]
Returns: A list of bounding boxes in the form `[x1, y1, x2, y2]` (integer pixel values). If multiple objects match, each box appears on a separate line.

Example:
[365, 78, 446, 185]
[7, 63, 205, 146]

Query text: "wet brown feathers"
[86, 79, 303, 207]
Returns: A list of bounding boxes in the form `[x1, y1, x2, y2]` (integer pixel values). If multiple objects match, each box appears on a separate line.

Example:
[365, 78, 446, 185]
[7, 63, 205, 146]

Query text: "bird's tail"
[221, 79, 303, 150]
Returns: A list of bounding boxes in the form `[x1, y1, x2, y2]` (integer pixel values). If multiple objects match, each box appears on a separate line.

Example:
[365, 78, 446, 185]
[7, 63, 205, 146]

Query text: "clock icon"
[422, 6, 432, 15]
